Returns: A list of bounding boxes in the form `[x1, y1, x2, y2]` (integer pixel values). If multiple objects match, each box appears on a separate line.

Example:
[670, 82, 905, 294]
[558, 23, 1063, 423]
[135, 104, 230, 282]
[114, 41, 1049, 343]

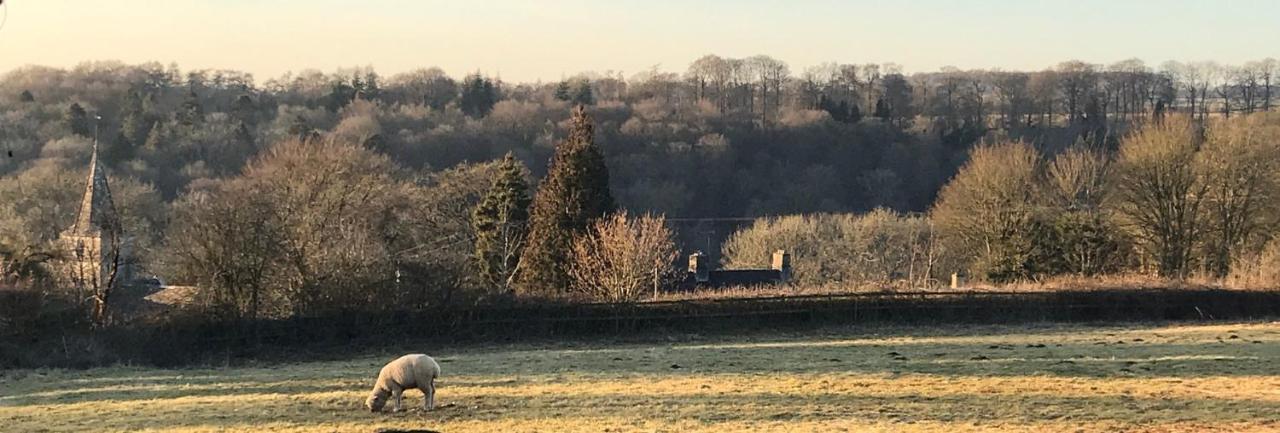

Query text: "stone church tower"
[60, 140, 128, 300]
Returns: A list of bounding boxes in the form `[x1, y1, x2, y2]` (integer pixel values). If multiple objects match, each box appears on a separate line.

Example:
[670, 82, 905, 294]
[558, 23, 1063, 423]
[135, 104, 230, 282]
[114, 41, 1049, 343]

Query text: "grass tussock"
[2, 321, 1279, 432]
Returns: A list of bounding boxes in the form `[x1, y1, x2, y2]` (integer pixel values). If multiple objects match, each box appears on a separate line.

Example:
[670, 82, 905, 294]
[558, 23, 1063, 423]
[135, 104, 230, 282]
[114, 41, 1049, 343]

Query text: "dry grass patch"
[3, 322, 1279, 432]
[648, 273, 1268, 303]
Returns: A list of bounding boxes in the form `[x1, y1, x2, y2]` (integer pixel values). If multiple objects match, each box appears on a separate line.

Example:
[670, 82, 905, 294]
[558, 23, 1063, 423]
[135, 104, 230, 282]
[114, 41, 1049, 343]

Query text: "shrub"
[931, 141, 1042, 282]
[1227, 238, 1280, 289]
[568, 212, 679, 303]
[1029, 210, 1130, 277]
[722, 210, 956, 288]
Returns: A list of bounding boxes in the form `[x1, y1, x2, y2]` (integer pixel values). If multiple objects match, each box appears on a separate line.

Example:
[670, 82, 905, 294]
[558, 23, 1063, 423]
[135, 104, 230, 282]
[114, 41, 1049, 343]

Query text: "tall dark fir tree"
[65, 103, 91, 137]
[472, 153, 533, 293]
[516, 106, 614, 295]
[460, 73, 498, 118]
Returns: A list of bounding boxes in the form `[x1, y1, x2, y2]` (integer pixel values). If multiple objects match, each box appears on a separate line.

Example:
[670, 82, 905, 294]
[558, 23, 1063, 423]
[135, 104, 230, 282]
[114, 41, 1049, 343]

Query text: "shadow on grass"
[454, 335, 1278, 379]
[5, 336, 1274, 408]
[3, 321, 1275, 429]
[10, 389, 1278, 431]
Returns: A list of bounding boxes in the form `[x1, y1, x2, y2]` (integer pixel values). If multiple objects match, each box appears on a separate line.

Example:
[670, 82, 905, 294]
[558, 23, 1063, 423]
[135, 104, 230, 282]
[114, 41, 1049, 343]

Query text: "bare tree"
[242, 137, 410, 315]
[991, 70, 1031, 128]
[931, 141, 1042, 280]
[857, 64, 882, 111]
[1047, 146, 1110, 210]
[686, 55, 731, 107]
[746, 55, 790, 127]
[1056, 61, 1098, 124]
[1198, 114, 1280, 276]
[164, 180, 282, 320]
[1262, 58, 1278, 112]
[1162, 61, 1200, 117]
[1213, 63, 1239, 118]
[568, 212, 679, 303]
[1110, 116, 1207, 277]
[1028, 70, 1059, 126]
[387, 67, 457, 109]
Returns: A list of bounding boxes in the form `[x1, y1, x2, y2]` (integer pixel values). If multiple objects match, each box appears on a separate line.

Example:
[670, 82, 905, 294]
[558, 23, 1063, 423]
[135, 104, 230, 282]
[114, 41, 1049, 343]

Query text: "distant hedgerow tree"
[516, 106, 615, 296]
[472, 153, 532, 294]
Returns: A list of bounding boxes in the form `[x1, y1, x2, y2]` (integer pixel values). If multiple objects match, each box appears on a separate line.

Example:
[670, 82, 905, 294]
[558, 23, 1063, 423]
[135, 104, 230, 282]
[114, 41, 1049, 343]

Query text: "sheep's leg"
[423, 381, 435, 410]
[392, 388, 404, 412]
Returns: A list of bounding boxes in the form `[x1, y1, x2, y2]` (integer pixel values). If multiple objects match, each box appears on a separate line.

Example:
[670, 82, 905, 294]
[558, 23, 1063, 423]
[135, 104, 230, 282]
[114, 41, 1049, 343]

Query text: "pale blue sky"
[0, 0, 1276, 82]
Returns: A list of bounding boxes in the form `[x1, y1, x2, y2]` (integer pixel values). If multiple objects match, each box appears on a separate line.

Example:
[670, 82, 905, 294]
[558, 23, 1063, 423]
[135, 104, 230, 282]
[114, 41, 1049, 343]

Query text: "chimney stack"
[688, 252, 710, 283]
[771, 250, 791, 283]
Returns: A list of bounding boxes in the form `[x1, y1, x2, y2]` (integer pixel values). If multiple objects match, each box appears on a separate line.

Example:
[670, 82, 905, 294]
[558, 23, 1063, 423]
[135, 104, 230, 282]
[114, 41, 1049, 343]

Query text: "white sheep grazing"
[365, 354, 441, 412]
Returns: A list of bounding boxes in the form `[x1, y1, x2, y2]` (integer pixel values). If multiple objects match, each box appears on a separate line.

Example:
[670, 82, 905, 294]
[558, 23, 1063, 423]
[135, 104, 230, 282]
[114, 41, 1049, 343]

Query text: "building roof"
[67, 140, 118, 237]
[682, 269, 783, 289]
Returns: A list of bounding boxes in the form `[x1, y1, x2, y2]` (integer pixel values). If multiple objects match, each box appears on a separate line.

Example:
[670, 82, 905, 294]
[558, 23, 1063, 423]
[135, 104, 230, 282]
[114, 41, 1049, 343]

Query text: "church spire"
[69, 129, 118, 236]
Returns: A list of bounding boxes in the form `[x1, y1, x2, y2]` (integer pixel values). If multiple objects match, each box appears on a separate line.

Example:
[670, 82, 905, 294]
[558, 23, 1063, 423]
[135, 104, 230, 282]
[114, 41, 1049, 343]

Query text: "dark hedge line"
[4, 289, 1279, 369]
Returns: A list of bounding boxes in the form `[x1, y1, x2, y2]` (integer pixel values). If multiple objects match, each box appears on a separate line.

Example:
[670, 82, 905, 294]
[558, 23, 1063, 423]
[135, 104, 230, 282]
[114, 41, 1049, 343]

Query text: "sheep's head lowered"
[366, 390, 389, 412]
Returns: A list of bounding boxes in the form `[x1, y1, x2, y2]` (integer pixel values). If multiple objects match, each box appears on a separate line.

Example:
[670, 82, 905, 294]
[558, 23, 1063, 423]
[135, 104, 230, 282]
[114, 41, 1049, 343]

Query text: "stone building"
[59, 141, 130, 295]
[681, 250, 791, 289]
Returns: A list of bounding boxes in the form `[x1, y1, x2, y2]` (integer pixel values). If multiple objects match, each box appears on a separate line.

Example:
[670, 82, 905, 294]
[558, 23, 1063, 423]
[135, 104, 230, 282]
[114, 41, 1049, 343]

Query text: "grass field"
[2, 322, 1279, 432]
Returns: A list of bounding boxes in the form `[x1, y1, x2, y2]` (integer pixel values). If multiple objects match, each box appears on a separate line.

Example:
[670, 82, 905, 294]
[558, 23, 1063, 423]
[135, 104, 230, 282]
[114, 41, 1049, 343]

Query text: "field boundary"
[6, 288, 1280, 368]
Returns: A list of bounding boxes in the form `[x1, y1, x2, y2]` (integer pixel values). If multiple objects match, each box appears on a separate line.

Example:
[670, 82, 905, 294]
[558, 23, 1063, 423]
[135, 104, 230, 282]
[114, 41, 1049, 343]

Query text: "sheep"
[365, 354, 441, 412]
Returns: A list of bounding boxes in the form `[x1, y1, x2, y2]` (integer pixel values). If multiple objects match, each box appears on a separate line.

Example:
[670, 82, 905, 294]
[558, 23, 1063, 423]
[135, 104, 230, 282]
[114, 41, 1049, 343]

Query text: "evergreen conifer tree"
[874, 98, 891, 120]
[472, 153, 533, 293]
[120, 91, 152, 146]
[516, 106, 614, 295]
[554, 81, 571, 101]
[460, 74, 498, 118]
[103, 131, 134, 164]
[571, 80, 594, 106]
[65, 103, 91, 137]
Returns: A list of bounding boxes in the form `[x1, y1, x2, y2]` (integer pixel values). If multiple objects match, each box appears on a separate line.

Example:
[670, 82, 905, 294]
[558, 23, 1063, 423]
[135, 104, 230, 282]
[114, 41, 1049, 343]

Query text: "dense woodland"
[2, 56, 1280, 325]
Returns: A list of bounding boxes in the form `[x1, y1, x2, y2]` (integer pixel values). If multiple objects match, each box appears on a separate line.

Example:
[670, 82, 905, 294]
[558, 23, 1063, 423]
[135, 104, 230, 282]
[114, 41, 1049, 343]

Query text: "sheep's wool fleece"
[377, 354, 439, 391]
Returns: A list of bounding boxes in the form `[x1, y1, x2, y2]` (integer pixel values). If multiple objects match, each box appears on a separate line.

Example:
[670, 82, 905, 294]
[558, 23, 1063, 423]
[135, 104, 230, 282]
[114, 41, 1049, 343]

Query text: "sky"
[0, 0, 1277, 83]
